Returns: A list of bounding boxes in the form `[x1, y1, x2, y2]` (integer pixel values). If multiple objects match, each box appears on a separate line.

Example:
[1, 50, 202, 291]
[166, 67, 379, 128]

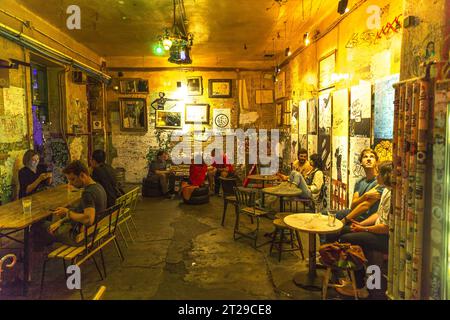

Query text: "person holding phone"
[18, 150, 52, 198]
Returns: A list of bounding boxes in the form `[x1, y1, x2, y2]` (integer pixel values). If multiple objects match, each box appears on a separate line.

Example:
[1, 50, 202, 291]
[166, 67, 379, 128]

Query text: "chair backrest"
[74, 203, 122, 245]
[233, 187, 256, 209]
[220, 177, 237, 196]
[92, 286, 106, 300]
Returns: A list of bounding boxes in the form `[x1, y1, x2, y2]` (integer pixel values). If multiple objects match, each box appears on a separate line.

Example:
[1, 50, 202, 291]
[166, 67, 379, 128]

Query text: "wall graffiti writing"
[346, 14, 402, 48]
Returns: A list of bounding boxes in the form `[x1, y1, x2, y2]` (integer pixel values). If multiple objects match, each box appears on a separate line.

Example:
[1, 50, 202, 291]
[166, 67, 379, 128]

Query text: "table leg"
[23, 226, 31, 295]
[280, 196, 284, 212]
[292, 233, 322, 291]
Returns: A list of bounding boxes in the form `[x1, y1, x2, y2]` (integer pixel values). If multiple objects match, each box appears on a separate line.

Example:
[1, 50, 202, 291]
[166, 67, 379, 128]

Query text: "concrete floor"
[0, 191, 383, 300]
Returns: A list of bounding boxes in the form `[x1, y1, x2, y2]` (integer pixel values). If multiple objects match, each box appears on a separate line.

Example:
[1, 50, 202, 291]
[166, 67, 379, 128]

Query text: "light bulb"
[163, 38, 172, 50]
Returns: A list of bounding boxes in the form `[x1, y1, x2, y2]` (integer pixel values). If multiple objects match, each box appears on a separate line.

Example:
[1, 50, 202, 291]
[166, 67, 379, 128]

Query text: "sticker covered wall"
[350, 82, 371, 137]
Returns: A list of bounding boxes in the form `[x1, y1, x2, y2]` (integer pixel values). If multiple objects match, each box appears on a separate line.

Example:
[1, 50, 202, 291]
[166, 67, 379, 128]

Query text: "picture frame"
[255, 89, 274, 104]
[185, 104, 210, 124]
[318, 50, 336, 90]
[155, 110, 182, 129]
[208, 79, 232, 98]
[186, 76, 203, 96]
[119, 98, 148, 132]
[119, 79, 149, 94]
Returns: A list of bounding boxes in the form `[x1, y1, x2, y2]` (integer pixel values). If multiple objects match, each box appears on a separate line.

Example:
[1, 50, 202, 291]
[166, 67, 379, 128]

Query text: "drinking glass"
[327, 211, 336, 227]
[22, 197, 32, 215]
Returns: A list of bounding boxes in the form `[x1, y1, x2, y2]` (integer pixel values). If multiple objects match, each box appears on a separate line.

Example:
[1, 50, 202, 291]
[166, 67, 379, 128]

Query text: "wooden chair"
[269, 218, 304, 261]
[233, 187, 272, 249]
[219, 177, 237, 226]
[39, 204, 122, 300]
[115, 187, 140, 246]
[92, 285, 106, 300]
[322, 266, 359, 300]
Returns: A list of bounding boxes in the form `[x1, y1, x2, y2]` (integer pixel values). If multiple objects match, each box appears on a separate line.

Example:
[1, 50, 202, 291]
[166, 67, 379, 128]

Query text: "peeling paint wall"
[105, 69, 274, 183]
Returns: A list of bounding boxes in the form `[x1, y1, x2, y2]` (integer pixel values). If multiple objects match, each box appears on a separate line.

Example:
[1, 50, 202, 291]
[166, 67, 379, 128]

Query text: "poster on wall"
[291, 133, 299, 163]
[319, 51, 336, 90]
[0, 86, 27, 143]
[332, 89, 349, 137]
[373, 139, 393, 162]
[213, 108, 231, 131]
[332, 136, 348, 183]
[299, 100, 308, 135]
[374, 74, 400, 140]
[307, 98, 317, 135]
[291, 101, 299, 135]
[308, 135, 318, 157]
[274, 71, 286, 100]
[318, 90, 332, 174]
[299, 134, 307, 150]
[348, 136, 371, 196]
[318, 91, 332, 134]
[350, 82, 372, 137]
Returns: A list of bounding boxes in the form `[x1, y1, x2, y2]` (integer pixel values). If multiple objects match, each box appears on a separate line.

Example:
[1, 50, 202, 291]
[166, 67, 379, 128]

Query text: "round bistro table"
[262, 186, 303, 212]
[283, 213, 343, 291]
[246, 174, 279, 188]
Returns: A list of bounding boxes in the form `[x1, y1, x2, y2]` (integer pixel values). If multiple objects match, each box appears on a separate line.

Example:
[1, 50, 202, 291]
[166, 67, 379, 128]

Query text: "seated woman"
[181, 154, 208, 201]
[334, 161, 392, 299]
[18, 150, 52, 199]
[264, 154, 324, 211]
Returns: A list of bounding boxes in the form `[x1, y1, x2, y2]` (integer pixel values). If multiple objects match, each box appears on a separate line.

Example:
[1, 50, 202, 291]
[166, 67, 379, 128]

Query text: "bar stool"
[269, 218, 305, 262]
[322, 265, 359, 300]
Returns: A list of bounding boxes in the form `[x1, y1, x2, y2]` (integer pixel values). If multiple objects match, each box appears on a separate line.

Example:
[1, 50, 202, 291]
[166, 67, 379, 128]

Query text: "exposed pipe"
[0, 22, 110, 83]
[0, 8, 101, 68]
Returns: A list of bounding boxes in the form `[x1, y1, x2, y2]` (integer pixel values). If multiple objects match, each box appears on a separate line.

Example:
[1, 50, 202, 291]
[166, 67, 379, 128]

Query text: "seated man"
[337, 148, 384, 224]
[39, 161, 107, 247]
[91, 149, 124, 208]
[207, 149, 234, 195]
[147, 150, 175, 198]
[334, 161, 392, 298]
[292, 148, 313, 177]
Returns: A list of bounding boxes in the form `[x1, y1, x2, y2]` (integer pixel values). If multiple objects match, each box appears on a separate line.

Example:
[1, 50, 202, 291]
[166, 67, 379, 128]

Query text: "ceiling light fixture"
[285, 47, 292, 57]
[157, 0, 194, 64]
[337, 0, 349, 15]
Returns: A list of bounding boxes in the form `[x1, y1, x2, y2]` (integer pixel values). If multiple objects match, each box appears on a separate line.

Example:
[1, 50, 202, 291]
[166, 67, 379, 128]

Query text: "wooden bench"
[115, 187, 139, 247]
[39, 204, 122, 299]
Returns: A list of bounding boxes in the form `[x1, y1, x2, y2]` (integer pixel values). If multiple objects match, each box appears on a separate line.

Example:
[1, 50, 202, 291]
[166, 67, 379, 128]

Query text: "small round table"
[262, 186, 303, 212]
[284, 213, 343, 291]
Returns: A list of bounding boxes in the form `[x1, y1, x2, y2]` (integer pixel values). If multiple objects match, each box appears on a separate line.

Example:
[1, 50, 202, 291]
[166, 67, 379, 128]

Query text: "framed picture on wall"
[186, 76, 203, 96]
[155, 110, 182, 129]
[318, 50, 336, 90]
[208, 79, 232, 98]
[185, 104, 210, 124]
[255, 89, 274, 104]
[119, 98, 148, 132]
[119, 79, 149, 94]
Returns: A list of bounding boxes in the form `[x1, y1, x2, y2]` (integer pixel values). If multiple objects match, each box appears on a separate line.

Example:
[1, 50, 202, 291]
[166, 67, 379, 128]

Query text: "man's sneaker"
[335, 286, 369, 299]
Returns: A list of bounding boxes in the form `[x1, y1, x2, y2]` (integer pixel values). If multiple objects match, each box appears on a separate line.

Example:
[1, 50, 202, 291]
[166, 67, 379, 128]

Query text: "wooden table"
[284, 213, 343, 291]
[0, 184, 81, 295]
[247, 174, 279, 188]
[262, 186, 303, 212]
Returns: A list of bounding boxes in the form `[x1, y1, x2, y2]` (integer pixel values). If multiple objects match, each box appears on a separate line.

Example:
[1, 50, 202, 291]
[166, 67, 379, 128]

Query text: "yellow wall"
[285, 0, 403, 100]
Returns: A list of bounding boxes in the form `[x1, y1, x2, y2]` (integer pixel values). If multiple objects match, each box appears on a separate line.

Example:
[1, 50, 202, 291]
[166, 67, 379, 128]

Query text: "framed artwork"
[319, 50, 336, 90]
[255, 89, 274, 104]
[274, 71, 286, 100]
[119, 98, 147, 132]
[208, 79, 232, 98]
[155, 110, 182, 129]
[185, 104, 210, 124]
[186, 76, 203, 96]
[119, 79, 149, 94]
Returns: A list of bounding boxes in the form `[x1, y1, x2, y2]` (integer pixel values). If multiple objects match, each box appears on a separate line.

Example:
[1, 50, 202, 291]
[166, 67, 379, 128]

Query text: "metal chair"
[219, 177, 237, 226]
